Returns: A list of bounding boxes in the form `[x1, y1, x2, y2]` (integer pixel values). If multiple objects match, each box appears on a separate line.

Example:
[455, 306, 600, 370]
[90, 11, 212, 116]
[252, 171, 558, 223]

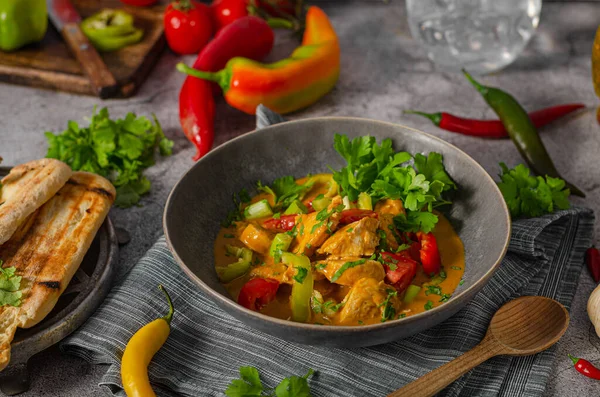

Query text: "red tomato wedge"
[262, 214, 296, 231]
[238, 278, 280, 311]
[417, 232, 441, 275]
[381, 252, 417, 293]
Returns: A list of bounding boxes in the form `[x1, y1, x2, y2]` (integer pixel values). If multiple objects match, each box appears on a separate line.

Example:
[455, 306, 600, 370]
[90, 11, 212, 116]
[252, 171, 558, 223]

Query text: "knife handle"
[61, 22, 119, 99]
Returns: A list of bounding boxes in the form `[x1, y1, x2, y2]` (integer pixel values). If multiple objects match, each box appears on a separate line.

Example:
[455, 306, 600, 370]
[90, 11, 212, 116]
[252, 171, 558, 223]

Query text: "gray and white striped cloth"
[61, 107, 595, 397]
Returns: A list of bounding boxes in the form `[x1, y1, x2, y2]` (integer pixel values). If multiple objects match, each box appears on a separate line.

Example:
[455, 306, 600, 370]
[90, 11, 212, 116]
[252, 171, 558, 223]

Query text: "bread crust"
[0, 171, 115, 371]
[0, 159, 72, 245]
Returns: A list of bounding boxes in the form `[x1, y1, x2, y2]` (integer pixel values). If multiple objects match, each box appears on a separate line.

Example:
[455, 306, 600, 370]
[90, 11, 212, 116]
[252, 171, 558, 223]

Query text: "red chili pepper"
[587, 247, 600, 283]
[165, 0, 214, 55]
[338, 209, 378, 225]
[416, 232, 441, 276]
[238, 278, 280, 311]
[179, 16, 274, 160]
[569, 354, 600, 380]
[262, 214, 296, 231]
[381, 252, 417, 293]
[405, 103, 585, 139]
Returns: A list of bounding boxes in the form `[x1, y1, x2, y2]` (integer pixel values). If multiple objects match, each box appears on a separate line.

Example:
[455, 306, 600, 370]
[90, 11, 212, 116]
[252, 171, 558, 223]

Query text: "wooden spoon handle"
[388, 336, 504, 397]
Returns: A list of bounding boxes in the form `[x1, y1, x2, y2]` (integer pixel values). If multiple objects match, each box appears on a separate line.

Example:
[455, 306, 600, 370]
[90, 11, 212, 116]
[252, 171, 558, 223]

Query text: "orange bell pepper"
[176, 6, 340, 114]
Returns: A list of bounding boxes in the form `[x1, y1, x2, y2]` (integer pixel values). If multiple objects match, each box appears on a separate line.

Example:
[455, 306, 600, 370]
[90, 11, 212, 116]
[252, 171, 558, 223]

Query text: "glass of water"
[406, 0, 542, 74]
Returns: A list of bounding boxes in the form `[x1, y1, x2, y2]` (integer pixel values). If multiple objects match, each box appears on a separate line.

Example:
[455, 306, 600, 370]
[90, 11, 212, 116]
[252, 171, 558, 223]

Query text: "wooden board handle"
[387, 334, 504, 397]
[61, 22, 118, 99]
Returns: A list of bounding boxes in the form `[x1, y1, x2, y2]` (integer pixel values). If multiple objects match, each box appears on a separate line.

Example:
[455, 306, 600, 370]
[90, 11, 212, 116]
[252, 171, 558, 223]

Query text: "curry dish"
[214, 135, 464, 326]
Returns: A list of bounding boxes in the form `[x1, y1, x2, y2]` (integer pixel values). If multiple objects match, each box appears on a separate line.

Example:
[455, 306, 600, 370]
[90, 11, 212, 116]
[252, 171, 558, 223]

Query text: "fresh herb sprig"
[45, 107, 174, 208]
[0, 260, 22, 307]
[497, 163, 570, 218]
[258, 175, 313, 211]
[330, 134, 456, 233]
[225, 366, 314, 397]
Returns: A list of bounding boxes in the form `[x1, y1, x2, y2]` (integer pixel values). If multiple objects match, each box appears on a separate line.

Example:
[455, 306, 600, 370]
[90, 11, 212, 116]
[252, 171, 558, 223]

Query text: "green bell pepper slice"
[216, 245, 253, 283]
[0, 0, 48, 52]
[282, 252, 313, 323]
[81, 9, 143, 52]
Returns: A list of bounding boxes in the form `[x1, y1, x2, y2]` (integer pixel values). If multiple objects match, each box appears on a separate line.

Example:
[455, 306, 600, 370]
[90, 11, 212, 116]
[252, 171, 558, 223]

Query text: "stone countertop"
[1, 1, 599, 396]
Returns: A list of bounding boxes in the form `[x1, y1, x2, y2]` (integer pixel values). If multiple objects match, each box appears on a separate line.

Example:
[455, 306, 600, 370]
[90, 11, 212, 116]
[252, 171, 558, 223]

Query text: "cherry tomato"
[381, 252, 417, 293]
[417, 232, 441, 275]
[338, 209, 377, 225]
[165, 0, 214, 55]
[120, 0, 158, 6]
[210, 0, 249, 31]
[238, 278, 280, 311]
[262, 214, 296, 231]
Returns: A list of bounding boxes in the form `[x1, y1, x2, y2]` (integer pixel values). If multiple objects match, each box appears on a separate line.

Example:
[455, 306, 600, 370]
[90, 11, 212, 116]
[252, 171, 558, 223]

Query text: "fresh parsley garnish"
[450, 266, 462, 270]
[314, 263, 327, 271]
[222, 189, 252, 227]
[330, 134, 456, 233]
[380, 289, 398, 322]
[497, 163, 570, 218]
[293, 266, 308, 284]
[45, 108, 173, 208]
[424, 300, 434, 311]
[0, 261, 22, 307]
[225, 366, 314, 397]
[425, 285, 442, 296]
[398, 313, 407, 319]
[330, 258, 367, 282]
[258, 176, 313, 211]
[311, 291, 344, 315]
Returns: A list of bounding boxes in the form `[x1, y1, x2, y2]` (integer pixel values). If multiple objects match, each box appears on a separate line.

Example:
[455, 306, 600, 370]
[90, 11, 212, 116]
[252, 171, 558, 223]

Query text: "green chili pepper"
[0, 0, 48, 52]
[81, 9, 143, 52]
[463, 70, 585, 198]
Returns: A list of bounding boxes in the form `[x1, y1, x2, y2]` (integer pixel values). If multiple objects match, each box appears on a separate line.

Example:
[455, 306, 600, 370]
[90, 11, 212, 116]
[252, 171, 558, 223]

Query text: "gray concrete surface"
[1, 1, 599, 396]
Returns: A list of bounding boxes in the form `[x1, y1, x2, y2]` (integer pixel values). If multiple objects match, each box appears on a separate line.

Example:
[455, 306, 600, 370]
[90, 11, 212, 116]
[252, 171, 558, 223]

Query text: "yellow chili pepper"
[121, 285, 174, 397]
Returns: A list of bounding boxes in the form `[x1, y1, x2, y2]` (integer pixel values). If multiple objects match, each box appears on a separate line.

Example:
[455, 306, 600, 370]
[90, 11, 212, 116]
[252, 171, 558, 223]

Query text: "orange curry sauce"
[214, 174, 465, 326]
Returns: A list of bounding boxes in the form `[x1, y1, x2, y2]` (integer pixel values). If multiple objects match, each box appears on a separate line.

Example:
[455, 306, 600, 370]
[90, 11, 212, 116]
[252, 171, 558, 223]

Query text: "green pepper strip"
[81, 9, 143, 52]
[216, 245, 253, 283]
[463, 70, 584, 197]
[282, 252, 313, 323]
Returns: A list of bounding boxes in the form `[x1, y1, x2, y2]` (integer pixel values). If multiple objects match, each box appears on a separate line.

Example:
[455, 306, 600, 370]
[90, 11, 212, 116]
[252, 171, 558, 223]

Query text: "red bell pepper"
[380, 252, 417, 293]
[587, 247, 600, 283]
[417, 232, 441, 275]
[238, 278, 280, 311]
[338, 209, 378, 225]
[262, 214, 296, 231]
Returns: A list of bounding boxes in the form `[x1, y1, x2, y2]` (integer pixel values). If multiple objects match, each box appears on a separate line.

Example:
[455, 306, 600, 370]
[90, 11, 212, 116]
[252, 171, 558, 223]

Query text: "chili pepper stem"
[404, 110, 442, 126]
[266, 17, 296, 30]
[568, 354, 579, 365]
[462, 69, 488, 95]
[176, 63, 229, 92]
[158, 284, 174, 325]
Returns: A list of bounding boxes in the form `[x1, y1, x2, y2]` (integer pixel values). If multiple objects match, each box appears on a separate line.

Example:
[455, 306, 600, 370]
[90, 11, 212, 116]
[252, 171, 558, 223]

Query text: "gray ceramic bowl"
[163, 117, 510, 348]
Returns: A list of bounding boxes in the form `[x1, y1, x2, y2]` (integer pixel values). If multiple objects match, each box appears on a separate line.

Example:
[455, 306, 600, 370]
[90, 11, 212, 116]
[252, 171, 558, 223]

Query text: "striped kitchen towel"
[61, 106, 595, 397]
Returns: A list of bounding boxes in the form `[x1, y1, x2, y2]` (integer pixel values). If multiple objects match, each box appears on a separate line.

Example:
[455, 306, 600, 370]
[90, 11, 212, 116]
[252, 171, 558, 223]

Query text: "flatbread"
[0, 159, 72, 245]
[0, 172, 115, 371]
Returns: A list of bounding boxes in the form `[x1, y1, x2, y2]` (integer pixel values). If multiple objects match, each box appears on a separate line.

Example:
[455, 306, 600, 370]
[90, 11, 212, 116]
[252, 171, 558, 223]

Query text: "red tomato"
[417, 232, 441, 275]
[120, 0, 158, 6]
[164, 1, 214, 55]
[381, 252, 417, 293]
[338, 209, 378, 225]
[210, 0, 249, 31]
[238, 278, 280, 311]
[262, 214, 296, 231]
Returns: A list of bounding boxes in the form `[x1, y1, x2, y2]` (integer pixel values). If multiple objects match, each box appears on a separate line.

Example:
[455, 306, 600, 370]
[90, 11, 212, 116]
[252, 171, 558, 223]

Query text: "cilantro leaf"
[45, 108, 174, 208]
[225, 366, 263, 397]
[0, 261, 22, 307]
[394, 211, 438, 234]
[274, 369, 314, 397]
[414, 153, 456, 191]
[293, 266, 308, 283]
[497, 163, 571, 218]
[258, 176, 313, 211]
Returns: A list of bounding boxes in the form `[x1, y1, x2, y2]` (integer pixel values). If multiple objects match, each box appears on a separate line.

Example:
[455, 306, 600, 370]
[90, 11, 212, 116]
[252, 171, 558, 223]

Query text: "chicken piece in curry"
[214, 173, 465, 326]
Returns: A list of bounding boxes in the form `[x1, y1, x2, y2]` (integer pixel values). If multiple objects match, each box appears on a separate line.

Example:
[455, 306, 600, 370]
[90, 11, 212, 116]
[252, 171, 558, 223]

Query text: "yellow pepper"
[121, 285, 174, 397]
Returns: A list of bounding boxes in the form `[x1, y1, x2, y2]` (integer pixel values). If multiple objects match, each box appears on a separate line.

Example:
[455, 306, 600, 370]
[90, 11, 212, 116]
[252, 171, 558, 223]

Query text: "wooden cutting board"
[0, 0, 166, 98]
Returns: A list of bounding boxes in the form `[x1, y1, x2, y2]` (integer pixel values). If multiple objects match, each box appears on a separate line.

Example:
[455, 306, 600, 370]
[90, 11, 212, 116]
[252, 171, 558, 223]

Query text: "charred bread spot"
[38, 281, 60, 289]
[91, 187, 114, 200]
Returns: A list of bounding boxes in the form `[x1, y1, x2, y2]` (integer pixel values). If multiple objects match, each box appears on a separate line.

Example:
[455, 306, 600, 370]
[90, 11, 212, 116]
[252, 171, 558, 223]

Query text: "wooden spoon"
[388, 296, 569, 397]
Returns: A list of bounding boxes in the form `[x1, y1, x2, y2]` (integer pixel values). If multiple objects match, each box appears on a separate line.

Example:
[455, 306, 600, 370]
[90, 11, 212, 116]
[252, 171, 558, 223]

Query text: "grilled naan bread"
[0, 172, 115, 371]
[0, 159, 72, 245]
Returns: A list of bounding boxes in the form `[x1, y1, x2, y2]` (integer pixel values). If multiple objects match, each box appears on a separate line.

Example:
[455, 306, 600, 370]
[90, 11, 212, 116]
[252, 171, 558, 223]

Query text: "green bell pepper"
[282, 252, 313, 323]
[0, 0, 48, 52]
[81, 9, 143, 52]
